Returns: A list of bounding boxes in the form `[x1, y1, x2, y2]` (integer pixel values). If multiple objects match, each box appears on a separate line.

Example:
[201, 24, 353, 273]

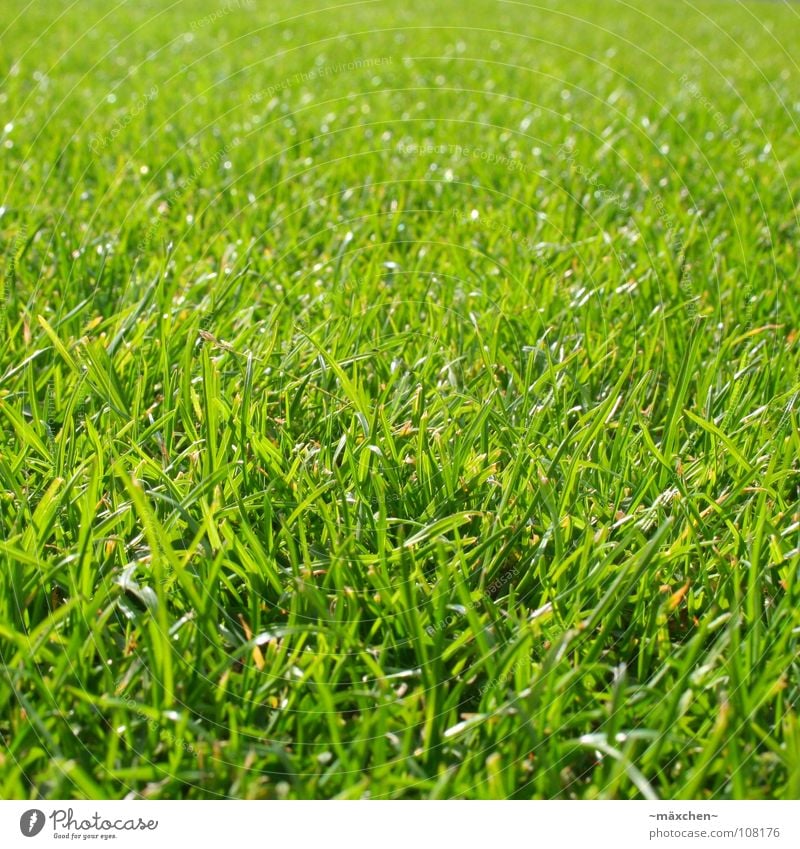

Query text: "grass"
[0, 0, 799, 800]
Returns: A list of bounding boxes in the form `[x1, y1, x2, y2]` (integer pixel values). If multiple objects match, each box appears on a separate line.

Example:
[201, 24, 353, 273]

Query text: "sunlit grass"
[0, 0, 798, 799]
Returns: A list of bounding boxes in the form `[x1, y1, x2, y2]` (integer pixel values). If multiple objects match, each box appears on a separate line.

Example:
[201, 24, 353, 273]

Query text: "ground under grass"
[0, 0, 799, 799]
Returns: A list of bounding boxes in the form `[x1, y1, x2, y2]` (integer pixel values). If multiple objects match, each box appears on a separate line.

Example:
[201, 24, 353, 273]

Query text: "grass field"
[1, 0, 799, 800]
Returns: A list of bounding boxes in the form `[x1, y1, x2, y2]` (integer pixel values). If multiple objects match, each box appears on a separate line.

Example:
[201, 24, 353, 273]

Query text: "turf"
[0, 0, 799, 800]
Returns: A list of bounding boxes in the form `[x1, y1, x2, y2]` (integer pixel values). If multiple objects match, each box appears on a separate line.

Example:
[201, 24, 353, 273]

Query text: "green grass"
[1, 0, 799, 800]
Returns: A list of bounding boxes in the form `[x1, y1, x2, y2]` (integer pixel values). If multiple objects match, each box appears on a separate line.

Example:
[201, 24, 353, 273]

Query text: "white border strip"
[1, 800, 798, 848]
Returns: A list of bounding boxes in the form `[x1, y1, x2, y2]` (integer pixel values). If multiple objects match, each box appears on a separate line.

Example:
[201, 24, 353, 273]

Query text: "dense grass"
[0, 0, 799, 799]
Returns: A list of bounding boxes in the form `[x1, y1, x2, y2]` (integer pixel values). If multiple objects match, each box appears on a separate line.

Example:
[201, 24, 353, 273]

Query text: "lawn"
[0, 0, 798, 800]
